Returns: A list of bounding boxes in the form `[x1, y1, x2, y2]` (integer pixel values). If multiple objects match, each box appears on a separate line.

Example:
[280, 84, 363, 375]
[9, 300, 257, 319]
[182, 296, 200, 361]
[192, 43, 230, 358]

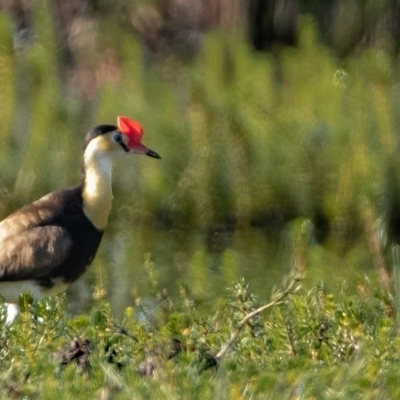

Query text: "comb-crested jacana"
[0, 116, 160, 323]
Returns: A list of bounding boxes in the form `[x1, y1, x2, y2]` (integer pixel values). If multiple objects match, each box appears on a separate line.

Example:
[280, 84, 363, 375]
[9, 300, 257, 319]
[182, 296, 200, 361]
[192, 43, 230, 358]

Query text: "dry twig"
[216, 272, 303, 361]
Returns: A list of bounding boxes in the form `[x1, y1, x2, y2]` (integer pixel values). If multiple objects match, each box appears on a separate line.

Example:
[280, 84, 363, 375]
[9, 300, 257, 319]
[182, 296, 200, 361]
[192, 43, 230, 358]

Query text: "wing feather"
[0, 226, 72, 281]
[0, 193, 57, 241]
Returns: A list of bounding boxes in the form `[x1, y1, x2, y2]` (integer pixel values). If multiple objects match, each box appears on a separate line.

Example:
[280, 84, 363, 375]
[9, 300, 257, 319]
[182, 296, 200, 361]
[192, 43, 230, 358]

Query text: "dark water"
[67, 223, 376, 317]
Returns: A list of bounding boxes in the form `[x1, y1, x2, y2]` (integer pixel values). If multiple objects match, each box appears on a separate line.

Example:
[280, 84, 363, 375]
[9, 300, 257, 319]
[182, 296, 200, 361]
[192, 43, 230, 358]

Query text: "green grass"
[0, 273, 398, 399]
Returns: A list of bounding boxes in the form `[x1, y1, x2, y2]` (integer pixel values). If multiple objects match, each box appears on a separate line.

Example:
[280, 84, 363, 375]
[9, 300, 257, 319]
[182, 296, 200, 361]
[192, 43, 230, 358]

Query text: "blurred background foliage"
[0, 0, 400, 313]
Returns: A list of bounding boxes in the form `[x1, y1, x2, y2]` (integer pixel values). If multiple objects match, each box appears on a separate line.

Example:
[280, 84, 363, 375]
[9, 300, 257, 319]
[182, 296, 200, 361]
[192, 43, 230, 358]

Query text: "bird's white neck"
[82, 145, 113, 230]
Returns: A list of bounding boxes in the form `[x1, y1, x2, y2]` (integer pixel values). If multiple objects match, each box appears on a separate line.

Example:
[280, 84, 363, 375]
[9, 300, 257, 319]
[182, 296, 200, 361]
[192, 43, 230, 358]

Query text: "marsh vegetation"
[1, 0, 400, 397]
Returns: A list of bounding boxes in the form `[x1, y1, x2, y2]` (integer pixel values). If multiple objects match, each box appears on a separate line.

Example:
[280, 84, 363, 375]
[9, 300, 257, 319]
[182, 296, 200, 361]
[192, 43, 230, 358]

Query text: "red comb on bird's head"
[117, 116, 144, 146]
[117, 116, 161, 159]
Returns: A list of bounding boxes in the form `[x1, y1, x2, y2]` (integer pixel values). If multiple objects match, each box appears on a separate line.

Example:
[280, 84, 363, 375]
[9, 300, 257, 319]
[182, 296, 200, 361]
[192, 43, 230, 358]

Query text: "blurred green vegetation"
[0, 4, 398, 312]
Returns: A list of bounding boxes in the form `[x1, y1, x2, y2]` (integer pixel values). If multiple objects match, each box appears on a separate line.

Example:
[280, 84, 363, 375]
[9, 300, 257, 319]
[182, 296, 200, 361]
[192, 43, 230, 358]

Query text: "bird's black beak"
[146, 148, 161, 159]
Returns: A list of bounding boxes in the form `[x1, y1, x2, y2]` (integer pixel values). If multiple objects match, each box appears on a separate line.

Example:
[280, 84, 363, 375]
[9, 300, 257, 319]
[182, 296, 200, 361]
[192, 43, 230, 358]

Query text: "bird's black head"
[83, 124, 118, 151]
[83, 117, 161, 158]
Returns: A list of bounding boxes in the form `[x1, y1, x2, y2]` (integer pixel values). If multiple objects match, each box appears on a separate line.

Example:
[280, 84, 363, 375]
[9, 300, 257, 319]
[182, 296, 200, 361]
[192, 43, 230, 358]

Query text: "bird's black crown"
[83, 124, 118, 150]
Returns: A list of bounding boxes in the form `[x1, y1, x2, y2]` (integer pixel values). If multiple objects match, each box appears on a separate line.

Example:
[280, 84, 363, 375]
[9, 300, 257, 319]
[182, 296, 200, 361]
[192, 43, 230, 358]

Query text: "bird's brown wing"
[0, 193, 57, 241]
[0, 225, 73, 281]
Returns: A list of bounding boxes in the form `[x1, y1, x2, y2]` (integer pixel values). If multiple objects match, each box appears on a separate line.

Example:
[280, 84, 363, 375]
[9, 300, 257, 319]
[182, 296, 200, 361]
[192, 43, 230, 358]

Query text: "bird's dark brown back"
[0, 187, 104, 284]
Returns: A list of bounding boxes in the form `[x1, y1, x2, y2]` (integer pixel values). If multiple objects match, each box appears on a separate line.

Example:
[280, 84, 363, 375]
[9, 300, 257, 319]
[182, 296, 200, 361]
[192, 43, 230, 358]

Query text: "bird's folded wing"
[0, 226, 72, 281]
[0, 195, 56, 241]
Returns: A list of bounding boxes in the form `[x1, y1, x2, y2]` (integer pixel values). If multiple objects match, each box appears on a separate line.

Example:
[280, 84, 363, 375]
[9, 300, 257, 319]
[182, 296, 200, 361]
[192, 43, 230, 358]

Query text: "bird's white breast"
[0, 279, 69, 303]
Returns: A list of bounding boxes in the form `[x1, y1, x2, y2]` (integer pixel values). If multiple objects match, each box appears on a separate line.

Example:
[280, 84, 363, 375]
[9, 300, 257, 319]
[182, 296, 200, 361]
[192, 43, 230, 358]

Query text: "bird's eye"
[113, 132, 130, 152]
[113, 133, 123, 143]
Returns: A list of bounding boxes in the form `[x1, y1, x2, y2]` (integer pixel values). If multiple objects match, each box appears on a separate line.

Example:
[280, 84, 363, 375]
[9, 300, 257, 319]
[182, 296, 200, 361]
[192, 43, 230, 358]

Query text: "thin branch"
[216, 273, 302, 361]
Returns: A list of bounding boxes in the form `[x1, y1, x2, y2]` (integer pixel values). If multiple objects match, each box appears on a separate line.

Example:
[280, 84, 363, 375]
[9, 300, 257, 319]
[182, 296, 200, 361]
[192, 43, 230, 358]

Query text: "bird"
[0, 116, 160, 323]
